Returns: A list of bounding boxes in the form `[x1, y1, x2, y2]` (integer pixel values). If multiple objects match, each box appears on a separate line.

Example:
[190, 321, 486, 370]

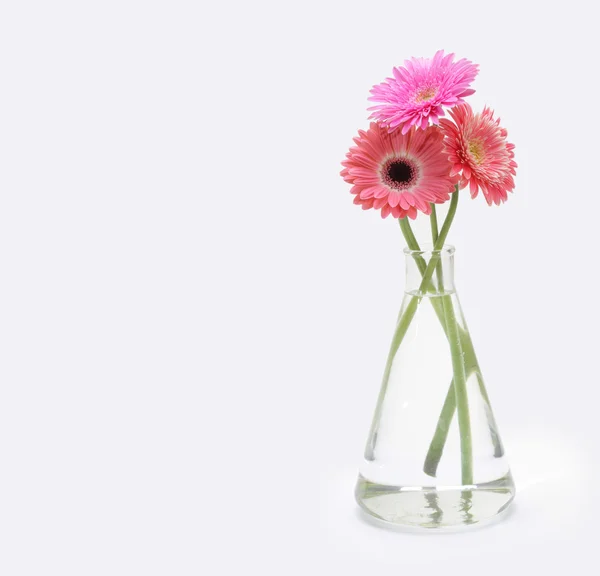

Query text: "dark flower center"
[382, 158, 417, 190]
[388, 161, 413, 184]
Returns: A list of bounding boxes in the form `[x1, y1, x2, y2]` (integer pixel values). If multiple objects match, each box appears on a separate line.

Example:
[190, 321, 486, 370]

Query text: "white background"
[0, 0, 598, 574]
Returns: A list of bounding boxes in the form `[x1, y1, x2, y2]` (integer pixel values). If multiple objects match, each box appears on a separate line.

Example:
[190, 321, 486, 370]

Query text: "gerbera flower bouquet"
[341, 51, 517, 529]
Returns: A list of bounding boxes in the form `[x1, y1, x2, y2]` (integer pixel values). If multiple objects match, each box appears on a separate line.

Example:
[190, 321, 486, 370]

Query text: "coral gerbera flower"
[440, 104, 517, 206]
[340, 122, 458, 219]
[368, 50, 479, 135]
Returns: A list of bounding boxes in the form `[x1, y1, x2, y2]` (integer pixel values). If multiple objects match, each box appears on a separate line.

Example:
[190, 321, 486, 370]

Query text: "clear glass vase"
[355, 246, 515, 529]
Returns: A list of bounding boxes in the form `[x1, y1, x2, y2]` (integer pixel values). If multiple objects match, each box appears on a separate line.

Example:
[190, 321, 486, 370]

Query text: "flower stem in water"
[365, 192, 459, 460]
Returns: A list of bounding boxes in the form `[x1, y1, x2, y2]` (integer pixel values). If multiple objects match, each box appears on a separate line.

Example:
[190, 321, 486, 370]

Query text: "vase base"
[355, 473, 515, 530]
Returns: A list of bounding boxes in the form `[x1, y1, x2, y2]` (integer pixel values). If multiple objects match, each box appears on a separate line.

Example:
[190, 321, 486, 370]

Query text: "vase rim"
[403, 244, 455, 256]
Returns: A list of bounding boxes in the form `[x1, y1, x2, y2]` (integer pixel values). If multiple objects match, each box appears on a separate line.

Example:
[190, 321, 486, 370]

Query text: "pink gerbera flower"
[440, 104, 517, 206]
[368, 50, 478, 135]
[340, 122, 458, 219]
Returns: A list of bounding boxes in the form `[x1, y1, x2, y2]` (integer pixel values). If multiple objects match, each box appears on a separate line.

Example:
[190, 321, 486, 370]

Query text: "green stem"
[473, 369, 504, 458]
[430, 204, 444, 293]
[400, 193, 474, 484]
[407, 193, 472, 483]
[399, 205, 480, 481]
[433, 193, 472, 485]
[365, 191, 459, 460]
[400, 206, 457, 478]
[437, 188, 459, 249]
[423, 383, 456, 477]
[442, 292, 473, 485]
[432, 195, 473, 485]
[399, 216, 447, 327]
[430, 204, 439, 244]
[423, 326, 504, 477]
[399, 218, 427, 276]
[423, 317, 503, 475]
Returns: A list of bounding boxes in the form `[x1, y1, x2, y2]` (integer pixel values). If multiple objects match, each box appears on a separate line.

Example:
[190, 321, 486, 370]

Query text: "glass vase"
[355, 246, 515, 529]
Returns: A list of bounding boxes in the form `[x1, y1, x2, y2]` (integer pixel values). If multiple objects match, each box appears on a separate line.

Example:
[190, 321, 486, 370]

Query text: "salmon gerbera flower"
[340, 122, 458, 219]
[440, 104, 517, 206]
[368, 50, 479, 135]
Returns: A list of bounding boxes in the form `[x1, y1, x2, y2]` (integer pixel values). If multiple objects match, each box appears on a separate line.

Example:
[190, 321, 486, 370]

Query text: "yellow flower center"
[468, 139, 485, 164]
[415, 86, 436, 103]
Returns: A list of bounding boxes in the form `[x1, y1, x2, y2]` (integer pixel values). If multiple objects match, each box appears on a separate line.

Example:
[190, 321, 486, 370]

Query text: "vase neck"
[404, 245, 455, 295]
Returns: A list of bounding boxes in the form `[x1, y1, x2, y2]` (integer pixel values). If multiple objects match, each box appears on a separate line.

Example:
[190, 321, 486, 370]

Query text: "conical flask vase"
[355, 247, 515, 529]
